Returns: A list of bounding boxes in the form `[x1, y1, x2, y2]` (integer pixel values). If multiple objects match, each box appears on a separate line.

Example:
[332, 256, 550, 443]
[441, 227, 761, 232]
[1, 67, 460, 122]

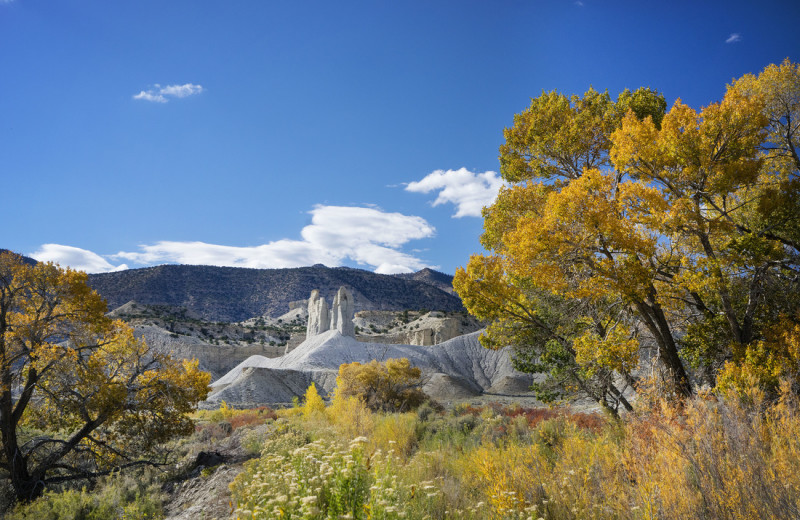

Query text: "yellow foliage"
[335, 358, 426, 412]
[0, 252, 210, 500]
[466, 443, 547, 515]
[573, 325, 639, 375]
[301, 382, 326, 420]
[228, 389, 800, 519]
[717, 316, 800, 397]
[459, 60, 800, 404]
[371, 412, 418, 459]
[326, 386, 374, 438]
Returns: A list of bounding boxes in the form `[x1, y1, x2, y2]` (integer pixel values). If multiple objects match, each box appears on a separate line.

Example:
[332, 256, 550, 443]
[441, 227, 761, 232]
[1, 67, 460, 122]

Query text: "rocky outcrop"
[404, 317, 460, 346]
[306, 290, 330, 336]
[331, 286, 355, 337]
[306, 287, 355, 338]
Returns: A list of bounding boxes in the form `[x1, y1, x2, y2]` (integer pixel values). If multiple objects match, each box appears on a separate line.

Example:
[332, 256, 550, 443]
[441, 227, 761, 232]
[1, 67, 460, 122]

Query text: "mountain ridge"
[87, 264, 462, 322]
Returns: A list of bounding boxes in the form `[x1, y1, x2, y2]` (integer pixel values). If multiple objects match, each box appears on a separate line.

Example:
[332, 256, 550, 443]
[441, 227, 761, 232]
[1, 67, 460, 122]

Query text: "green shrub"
[7, 470, 164, 520]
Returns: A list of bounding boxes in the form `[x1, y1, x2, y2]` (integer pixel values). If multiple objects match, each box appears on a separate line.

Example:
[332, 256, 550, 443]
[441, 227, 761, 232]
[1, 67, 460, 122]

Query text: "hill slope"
[88, 264, 462, 322]
[207, 330, 535, 406]
[394, 267, 457, 295]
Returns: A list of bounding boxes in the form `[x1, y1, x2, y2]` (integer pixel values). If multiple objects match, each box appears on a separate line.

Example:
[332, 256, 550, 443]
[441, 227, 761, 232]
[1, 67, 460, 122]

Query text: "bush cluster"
[229, 381, 800, 519]
[7, 470, 164, 520]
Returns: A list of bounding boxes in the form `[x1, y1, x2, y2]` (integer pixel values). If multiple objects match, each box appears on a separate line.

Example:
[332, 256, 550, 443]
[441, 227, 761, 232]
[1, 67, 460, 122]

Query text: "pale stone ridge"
[206, 330, 536, 406]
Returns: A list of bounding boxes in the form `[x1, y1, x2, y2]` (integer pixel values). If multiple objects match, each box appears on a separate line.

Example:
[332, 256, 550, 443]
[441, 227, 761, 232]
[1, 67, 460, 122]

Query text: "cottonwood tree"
[455, 61, 800, 406]
[335, 358, 427, 412]
[457, 87, 665, 414]
[0, 252, 210, 502]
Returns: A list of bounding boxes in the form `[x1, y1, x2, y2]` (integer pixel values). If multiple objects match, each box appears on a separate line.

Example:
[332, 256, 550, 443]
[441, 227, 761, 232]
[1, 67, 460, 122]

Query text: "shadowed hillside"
[88, 264, 462, 322]
[394, 267, 458, 295]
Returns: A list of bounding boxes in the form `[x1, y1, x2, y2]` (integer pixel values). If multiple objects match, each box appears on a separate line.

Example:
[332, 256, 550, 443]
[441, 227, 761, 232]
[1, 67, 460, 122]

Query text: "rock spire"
[306, 290, 330, 336]
[331, 286, 355, 337]
[306, 286, 355, 338]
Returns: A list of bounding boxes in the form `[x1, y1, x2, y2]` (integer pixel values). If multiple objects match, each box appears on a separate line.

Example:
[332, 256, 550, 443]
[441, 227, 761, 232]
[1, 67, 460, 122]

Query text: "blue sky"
[2, 0, 798, 275]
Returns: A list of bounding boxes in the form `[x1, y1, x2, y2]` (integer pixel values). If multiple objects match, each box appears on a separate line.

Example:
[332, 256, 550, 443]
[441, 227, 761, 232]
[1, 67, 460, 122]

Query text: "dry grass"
[230, 382, 800, 519]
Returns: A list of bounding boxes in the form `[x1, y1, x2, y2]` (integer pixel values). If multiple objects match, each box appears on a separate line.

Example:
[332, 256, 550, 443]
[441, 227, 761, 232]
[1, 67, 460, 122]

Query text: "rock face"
[306, 287, 355, 338]
[332, 286, 355, 337]
[404, 317, 460, 346]
[306, 290, 330, 336]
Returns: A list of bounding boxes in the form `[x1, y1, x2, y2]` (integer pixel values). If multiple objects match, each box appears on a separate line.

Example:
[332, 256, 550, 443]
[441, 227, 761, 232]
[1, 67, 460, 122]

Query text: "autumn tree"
[0, 252, 211, 502]
[455, 61, 800, 406]
[334, 358, 427, 412]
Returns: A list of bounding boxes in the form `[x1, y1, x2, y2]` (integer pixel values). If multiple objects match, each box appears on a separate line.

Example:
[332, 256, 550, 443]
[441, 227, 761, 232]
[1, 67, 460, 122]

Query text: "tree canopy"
[454, 60, 800, 412]
[334, 358, 427, 412]
[0, 252, 210, 502]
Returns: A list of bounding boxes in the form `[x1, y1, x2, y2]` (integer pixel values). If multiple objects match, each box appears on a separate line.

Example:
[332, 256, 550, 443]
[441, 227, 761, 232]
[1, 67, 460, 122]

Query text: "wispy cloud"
[38, 205, 436, 275]
[405, 168, 505, 218]
[133, 83, 204, 103]
[31, 244, 128, 273]
[575, 1, 584, 6]
[725, 33, 741, 44]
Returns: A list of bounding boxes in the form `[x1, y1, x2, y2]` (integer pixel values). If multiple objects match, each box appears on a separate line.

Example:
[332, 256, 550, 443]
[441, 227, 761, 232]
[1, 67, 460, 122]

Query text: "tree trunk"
[635, 298, 693, 399]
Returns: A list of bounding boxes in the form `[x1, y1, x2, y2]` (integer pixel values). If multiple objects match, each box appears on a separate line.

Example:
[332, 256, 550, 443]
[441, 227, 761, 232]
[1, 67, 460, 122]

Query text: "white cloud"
[405, 167, 505, 218]
[30, 244, 128, 273]
[133, 83, 204, 103]
[104, 205, 436, 274]
[37, 206, 435, 275]
[726, 33, 741, 44]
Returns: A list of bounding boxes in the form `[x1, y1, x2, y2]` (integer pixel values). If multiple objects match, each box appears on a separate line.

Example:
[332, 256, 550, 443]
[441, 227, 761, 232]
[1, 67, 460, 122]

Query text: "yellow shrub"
[335, 358, 427, 412]
[465, 442, 549, 516]
[301, 382, 326, 420]
[326, 386, 374, 439]
[371, 412, 418, 459]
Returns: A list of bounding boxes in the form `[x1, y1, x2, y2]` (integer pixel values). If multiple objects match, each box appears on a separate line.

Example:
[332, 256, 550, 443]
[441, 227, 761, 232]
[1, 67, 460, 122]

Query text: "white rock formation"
[331, 286, 355, 337]
[306, 290, 330, 337]
[206, 330, 536, 406]
[306, 287, 355, 338]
